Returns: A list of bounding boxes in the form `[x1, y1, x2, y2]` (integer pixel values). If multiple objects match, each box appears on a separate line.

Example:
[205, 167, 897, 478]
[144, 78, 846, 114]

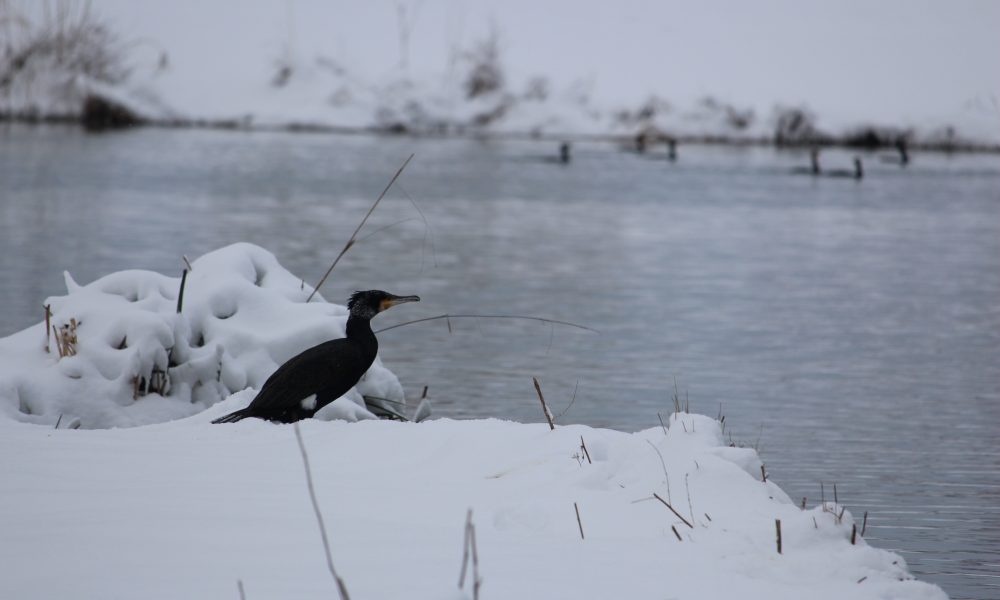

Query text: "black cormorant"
[559, 141, 571, 164]
[666, 138, 677, 162]
[212, 290, 420, 424]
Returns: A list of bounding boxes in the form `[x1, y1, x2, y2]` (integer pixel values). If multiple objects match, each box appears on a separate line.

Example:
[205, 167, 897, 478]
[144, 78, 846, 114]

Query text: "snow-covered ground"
[0, 244, 948, 599]
[0, 410, 948, 599]
[2, 0, 998, 145]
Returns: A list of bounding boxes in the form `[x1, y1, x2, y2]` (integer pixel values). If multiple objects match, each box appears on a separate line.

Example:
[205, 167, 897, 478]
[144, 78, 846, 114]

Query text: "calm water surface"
[2, 125, 999, 598]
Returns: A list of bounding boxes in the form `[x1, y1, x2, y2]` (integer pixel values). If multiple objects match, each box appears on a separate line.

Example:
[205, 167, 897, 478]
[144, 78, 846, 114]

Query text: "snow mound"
[0, 412, 947, 599]
[0, 243, 404, 428]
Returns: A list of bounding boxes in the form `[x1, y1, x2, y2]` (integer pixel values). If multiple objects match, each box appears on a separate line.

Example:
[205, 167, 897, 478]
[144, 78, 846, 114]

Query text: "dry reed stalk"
[44, 304, 52, 353]
[532, 377, 555, 430]
[671, 525, 682, 541]
[574, 502, 585, 539]
[579, 436, 592, 464]
[52, 319, 78, 357]
[861, 511, 868, 536]
[555, 380, 580, 420]
[645, 440, 672, 503]
[775, 519, 783, 554]
[685, 473, 695, 525]
[307, 154, 414, 302]
[458, 509, 481, 600]
[657, 412, 667, 434]
[375, 313, 596, 334]
[652, 492, 693, 529]
[851, 524, 857, 545]
[176, 269, 188, 314]
[760, 465, 767, 482]
[293, 423, 350, 600]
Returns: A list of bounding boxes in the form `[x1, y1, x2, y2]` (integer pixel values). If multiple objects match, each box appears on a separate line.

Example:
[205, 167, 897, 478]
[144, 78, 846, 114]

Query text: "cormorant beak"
[379, 294, 420, 312]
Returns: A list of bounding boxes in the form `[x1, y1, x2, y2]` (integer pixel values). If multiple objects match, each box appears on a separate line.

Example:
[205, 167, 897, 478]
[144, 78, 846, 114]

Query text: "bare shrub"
[0, 0, 129, 90]
[772, 104, 826, 146]
[463, 25, 503, 99]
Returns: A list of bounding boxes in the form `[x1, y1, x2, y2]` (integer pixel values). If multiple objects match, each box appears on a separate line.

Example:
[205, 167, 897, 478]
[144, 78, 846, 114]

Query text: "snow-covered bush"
[0, 0, 129, 117]
[0, 243, 405, 429]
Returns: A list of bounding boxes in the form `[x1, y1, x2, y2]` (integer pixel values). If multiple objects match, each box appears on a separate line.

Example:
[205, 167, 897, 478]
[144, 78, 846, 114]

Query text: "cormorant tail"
[212, 408, 253, 424]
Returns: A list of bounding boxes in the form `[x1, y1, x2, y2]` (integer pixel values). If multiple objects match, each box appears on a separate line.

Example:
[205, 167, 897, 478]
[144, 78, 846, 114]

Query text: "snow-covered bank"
[0, 243, 949, 598]
[0, 243, 402, 429]
[2, 1, 998, 148]
[0, 412, 947, 599]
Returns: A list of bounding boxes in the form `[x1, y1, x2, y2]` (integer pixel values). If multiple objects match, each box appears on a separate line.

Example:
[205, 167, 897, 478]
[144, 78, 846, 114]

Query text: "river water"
[2, 124, 998, 598]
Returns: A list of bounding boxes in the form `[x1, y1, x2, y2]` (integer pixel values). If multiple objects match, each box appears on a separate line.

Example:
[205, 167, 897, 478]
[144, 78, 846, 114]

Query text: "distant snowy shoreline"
[2, 1, 998, 152]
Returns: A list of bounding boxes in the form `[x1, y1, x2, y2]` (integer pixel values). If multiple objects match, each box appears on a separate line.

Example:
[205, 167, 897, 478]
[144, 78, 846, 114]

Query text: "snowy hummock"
[0, 412, 946, 599]
[0, 243, 402, 429]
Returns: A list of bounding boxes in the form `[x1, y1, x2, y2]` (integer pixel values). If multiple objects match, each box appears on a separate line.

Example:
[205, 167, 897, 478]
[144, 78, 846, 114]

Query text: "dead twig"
[645, 440, 672, 503]
[554, 379, 579, 420]
[176, 269, 188, 314]
[293, 423, 350, 600]
[458, 509, 482, 600]
[307, 154, 415, 302]
[685, 473, 695, 525]
[44, 304, 52, 353]
[375, 313, 597, 335]
[776, 519, 782, 554]
[579, 436, 592, 464]
[652, 492, 693, 529]
[532, 377, 555, 430]
[574, 502, 585, 539]
[397, 182, 439, 272]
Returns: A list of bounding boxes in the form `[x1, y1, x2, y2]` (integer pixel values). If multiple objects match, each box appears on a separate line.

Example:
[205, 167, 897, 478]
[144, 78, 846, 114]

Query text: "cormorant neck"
[345, 314, 375, 342]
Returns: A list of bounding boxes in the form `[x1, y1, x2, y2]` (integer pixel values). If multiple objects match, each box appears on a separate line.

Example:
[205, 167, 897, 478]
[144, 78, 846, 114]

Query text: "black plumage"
[212, 290, 419, 424]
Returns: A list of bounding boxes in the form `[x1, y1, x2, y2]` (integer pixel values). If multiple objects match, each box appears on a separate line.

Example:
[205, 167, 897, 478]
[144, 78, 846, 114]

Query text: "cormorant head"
[347, 290, 420, 320]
